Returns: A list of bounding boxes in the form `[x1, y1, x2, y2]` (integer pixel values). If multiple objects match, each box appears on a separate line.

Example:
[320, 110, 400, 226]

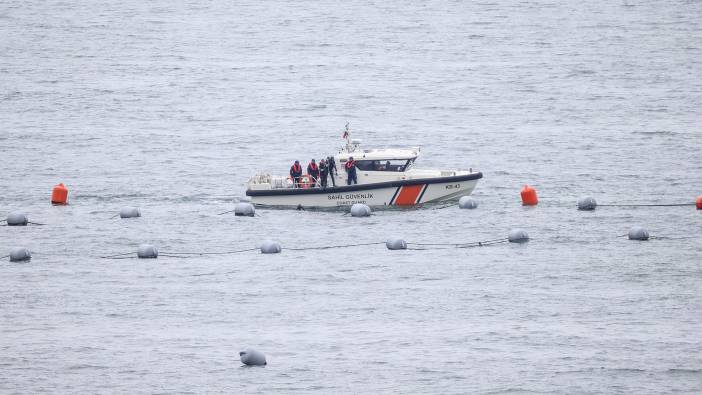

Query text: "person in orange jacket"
[307, 159, 320, 186]
[290, 160, 303, 187]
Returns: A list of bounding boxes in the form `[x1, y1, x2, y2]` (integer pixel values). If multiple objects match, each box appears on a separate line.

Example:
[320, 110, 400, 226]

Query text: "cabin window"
[355, 159, 412, 172]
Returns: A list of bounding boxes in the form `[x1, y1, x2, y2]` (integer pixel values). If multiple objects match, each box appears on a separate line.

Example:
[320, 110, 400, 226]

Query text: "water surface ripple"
[1, 0, 701, 393]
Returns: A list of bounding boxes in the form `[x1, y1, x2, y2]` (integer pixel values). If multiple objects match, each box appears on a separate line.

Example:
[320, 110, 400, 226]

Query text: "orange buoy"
[51, 183, 68, 205]
[520, 185, 538, 206]
[696, 195, 702, 210]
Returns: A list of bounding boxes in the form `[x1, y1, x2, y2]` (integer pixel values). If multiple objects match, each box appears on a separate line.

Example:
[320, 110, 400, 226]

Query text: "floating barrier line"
[101, 248, 261, 259]
[217, 210, 261, 217]
[650, 235, 700, 240]
[406, 239, 508, 250]
[100, 252, 136, 259]
[0, 255, 9, 259]
[431, 202, 457, 210]
[159, 248, 259, 256]
[287, 242, 385, 251]
[408, 237, 508, 247]
[598, 203, 695, 207]
[440, 239, 505, 248]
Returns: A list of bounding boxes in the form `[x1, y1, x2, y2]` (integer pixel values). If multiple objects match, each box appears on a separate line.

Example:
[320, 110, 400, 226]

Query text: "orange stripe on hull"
[394, 185, 424, 205]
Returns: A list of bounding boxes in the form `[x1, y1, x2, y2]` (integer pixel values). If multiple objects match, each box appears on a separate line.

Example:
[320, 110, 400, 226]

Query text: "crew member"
[319, 158, 329, 188]
[327, 156, 337, 187]
[345, 156, 357, 185]
[290, 160, 303, 187]
[307, 159, 320, 186]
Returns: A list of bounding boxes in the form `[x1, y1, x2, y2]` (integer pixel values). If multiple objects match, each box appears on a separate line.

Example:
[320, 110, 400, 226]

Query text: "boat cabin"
[336, 142, 420, 174]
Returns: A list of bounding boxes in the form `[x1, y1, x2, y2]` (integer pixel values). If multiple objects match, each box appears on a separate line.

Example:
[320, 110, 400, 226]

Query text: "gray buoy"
[234, 202, 255, 217]
[386, 238, 407, 250]
[119, 206, 141, 218]
[9, 247, 31, 262]
[508, 229, 530, 243]
[7, 211, 28, 226]
[628, 226, 649, 241]
[260, 240, 281, 254]
[458, 196, 478, 209]
[240, 349, 266, 366]
[577, 196, 597, 211]
[350, 203, 371, 217]
[137, 244, 158, 258]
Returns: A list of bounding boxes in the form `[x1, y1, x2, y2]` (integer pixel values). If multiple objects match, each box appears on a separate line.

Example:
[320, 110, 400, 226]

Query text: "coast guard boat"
[245, 127, 482, 209]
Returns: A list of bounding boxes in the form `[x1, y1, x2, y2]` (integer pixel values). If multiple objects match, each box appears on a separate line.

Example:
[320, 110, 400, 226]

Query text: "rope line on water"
[406, 239, 508, 250]
[408, 237, 508, 247]
[191, 270, 239, 277]
[159, 248, 259, 256]
[617, 234, 664, 239]
[0, 255, 9, 260]
[100, 252, 136, 259]
[431, 202, 457, 210]
[287, 242, 385, 251]
[217, 210, 261, 217]
[27, 239, 517, 261]
[100, 248, 261, 259]
[217, 209, 237, 215]
[598, 203, 695, 207]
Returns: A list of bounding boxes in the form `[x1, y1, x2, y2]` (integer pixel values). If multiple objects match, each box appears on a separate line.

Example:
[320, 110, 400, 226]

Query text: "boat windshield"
[355, 159, 413, 172]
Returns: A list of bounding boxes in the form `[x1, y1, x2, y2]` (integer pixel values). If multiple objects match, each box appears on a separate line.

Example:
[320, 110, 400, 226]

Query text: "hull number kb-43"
[445, 184, 461, 190]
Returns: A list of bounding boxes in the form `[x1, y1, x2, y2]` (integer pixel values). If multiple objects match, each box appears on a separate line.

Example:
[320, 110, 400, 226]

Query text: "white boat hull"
[246, 173, 482, 208]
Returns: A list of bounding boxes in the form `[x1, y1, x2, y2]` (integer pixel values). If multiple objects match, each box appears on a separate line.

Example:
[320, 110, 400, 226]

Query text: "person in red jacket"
[345, 156, 357, 185]
[307, 159, 320, 186]
[290, 160, 303, 187]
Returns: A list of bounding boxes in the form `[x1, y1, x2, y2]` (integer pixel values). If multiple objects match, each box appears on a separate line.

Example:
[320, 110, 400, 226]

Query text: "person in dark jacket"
[307, 159, 320, 186]
[327, 156, 337, 187]
[319, 159, 329, 188]
[345, 156, 357, 185]
[290, 160, 303, 187]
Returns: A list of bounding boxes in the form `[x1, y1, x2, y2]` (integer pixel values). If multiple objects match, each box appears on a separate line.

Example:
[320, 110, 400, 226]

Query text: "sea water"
[1, 0, 701, 393]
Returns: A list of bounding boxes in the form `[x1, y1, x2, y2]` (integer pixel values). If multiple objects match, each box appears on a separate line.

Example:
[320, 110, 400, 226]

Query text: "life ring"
[300, 175, 313, 189]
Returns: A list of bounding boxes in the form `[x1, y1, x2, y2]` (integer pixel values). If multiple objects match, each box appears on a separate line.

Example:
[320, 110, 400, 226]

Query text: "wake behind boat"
[245, 126, 482, 209]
